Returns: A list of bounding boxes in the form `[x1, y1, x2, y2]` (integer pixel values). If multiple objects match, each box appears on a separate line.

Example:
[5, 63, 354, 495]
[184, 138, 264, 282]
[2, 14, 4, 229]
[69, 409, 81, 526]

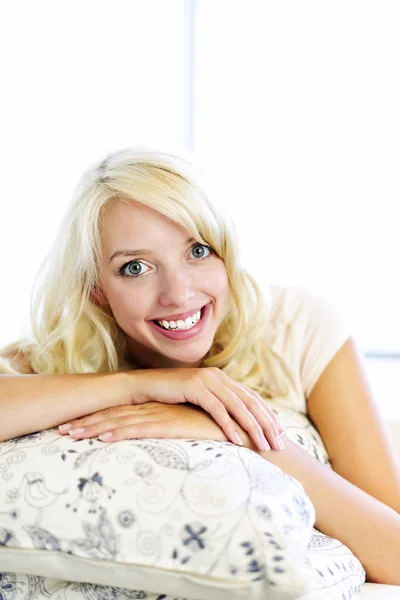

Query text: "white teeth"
[157, 309, 202, 330]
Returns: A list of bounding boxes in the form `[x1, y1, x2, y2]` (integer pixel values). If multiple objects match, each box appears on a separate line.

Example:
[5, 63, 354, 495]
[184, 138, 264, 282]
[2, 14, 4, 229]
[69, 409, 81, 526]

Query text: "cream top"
[263, 284, 352, 414]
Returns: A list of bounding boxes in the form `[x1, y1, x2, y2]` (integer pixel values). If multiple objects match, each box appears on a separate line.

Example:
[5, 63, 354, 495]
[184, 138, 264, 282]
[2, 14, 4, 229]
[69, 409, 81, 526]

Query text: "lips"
[148, 302, 210, 340]
[150, 303, 208, 323]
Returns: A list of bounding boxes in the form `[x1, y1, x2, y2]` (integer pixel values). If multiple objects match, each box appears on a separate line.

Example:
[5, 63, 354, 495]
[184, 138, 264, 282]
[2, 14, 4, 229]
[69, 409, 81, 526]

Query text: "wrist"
[115, 371, 136, 405]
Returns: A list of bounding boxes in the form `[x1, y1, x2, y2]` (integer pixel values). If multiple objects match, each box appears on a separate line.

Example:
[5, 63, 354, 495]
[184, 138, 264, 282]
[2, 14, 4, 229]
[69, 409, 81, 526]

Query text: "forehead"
[100, 200, 189, 249]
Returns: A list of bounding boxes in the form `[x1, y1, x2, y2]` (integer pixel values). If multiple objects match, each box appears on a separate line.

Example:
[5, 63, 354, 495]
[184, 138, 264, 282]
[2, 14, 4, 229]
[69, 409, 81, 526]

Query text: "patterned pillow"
[0, 403, 365, 600]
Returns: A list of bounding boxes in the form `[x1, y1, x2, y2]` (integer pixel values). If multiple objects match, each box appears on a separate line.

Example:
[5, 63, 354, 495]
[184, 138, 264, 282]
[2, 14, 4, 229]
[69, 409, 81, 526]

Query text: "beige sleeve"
[298, 290, 352, 398]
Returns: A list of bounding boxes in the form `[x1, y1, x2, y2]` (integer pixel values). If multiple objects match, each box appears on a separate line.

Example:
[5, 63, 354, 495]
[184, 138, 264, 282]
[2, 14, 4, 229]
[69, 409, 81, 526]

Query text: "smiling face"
[97, 200, 230, 369]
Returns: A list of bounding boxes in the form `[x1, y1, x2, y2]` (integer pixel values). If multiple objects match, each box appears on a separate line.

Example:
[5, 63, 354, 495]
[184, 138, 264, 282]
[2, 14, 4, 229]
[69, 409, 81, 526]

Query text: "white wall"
[0, 0, 192, 348]
[194, 0, 400, 355]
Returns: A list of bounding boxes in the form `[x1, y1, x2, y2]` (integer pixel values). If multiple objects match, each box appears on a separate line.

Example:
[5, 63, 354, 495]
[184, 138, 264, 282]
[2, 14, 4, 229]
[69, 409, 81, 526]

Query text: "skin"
[97, 200, 231, 369]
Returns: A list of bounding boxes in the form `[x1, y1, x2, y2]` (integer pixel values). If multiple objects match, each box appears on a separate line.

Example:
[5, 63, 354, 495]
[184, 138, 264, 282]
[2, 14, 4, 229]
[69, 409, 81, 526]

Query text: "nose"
[157, 268, 196, 308]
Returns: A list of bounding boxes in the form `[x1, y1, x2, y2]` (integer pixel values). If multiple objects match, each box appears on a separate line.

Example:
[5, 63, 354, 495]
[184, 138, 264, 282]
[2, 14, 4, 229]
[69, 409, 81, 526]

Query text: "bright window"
[193, 0, 400, 355]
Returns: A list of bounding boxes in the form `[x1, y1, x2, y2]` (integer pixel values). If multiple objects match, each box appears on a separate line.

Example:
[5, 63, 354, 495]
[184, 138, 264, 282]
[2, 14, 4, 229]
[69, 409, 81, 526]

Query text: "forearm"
[241, 430, 400, 585]
[0, 372, 132, 442]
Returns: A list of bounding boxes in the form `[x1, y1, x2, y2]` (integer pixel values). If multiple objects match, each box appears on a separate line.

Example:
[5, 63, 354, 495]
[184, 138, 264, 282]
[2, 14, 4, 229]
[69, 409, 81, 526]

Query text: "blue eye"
[190, 244, 212, 259]
[119, 261, 150, 278]
[117, 244, 213, 279]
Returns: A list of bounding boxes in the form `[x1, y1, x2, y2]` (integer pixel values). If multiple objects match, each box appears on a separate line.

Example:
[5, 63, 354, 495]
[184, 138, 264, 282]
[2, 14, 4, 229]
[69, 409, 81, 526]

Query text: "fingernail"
[276, 435, 285, 450]
[69, 428, 85, 436]
[259, 434, 271, 451]
[233, 432, 244, 446]
[273, 415, 284, 433]
[59, 423, 72, 432]
[98, 432, 112, 441]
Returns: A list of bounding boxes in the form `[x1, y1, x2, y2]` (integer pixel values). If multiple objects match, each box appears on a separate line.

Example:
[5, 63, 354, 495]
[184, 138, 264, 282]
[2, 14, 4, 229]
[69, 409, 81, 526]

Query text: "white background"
[194, 0, 400, 354]
[0, 0, 192, 347]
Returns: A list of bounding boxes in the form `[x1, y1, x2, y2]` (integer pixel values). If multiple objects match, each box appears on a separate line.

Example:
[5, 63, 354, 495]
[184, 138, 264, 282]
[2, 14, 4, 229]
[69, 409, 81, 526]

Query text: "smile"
[156, 309, 202, 330]
[148, 303, 210, 341]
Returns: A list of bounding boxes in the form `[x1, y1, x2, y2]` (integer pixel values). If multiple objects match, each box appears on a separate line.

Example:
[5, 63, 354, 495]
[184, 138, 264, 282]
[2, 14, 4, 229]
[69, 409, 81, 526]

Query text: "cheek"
[103, 282, 148, 322]
[208, 263, 230, 300]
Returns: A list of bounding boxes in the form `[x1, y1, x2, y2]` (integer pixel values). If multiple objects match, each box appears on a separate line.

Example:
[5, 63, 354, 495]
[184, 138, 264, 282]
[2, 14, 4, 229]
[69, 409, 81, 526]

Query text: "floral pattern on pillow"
[0, 402, 365, 600]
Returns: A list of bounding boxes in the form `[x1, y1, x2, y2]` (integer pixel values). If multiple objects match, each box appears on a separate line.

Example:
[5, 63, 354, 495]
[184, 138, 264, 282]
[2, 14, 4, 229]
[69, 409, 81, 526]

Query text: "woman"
[1, 147, 400, 584]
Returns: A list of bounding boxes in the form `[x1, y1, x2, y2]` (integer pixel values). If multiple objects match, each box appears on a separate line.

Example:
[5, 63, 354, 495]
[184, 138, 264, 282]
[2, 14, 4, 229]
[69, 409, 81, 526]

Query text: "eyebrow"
[109, 237, 196, 264]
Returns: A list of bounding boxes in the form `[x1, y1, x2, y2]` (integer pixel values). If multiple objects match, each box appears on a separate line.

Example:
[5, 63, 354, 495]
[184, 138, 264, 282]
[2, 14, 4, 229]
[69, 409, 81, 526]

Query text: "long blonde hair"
[0, 147, 287, 399]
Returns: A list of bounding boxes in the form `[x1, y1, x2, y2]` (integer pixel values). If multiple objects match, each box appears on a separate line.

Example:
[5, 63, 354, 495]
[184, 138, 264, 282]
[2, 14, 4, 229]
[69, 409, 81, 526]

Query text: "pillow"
[0, 403, 365, 600]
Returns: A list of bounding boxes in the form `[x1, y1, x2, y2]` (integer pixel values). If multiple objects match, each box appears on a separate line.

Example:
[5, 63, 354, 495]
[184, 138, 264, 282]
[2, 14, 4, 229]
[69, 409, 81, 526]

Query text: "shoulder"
[266, 284, 352, 397]
[0, 350, 35, 374]
[264, 284, 314, 348]
[268, 284, 349, 331]
[267, 284, 324, 328]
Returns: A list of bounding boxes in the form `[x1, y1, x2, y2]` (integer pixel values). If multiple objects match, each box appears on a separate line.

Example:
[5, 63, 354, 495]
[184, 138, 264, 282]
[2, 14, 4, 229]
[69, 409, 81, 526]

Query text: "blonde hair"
[0, 147, 288, 399]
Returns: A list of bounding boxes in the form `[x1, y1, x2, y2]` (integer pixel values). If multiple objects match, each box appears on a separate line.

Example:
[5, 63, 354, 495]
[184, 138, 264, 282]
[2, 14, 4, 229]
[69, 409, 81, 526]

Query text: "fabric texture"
[0, 408, 366, 599]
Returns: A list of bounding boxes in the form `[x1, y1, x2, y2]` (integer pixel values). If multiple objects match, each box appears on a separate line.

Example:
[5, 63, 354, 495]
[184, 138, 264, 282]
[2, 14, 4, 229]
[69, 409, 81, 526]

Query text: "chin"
[163, 341, 213, 366]
[167, 350, 209, 367]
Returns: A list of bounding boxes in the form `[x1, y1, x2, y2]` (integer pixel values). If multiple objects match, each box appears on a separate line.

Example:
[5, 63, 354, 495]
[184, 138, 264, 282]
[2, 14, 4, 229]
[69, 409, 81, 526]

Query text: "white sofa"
[359, 418, 400, 599]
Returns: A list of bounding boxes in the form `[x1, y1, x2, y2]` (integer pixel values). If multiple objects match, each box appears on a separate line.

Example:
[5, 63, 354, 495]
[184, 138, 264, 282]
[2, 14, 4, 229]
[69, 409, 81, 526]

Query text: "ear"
[89, 286, 109, 306]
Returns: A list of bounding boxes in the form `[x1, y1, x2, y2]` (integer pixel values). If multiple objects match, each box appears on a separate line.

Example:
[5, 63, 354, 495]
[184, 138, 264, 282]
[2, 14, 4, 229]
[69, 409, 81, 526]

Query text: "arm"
[0, 349, 133, 442]
[231, 331, 400, 584]
[0, 369, 132, 443]
[255, 336, 400, 583]
[0, 353, 283, 450]
[307, 337, 400, 513]
[263, 436, 400, 585]
[234, 426, 400, 585]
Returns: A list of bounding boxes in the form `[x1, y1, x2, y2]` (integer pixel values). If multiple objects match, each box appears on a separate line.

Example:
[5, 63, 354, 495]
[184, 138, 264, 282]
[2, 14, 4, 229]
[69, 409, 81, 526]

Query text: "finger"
[233, 386, 284, 450]
[97, 421, 172, 443]
[193, 383, 267, 450]
[206, 376, 280, 451]
[58, 405, 159, 433]
[234, 382, 285, 435]
[58, 408, 127, 431]
[231, 381, 284, 432]
[66, 415, 161, 439]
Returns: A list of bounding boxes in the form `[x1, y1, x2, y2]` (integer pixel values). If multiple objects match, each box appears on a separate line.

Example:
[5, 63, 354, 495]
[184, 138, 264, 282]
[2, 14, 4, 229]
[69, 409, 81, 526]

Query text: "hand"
[62, 367, 285, 451]
[58, 402, 231, 444]
[126, 368, 285, 451]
